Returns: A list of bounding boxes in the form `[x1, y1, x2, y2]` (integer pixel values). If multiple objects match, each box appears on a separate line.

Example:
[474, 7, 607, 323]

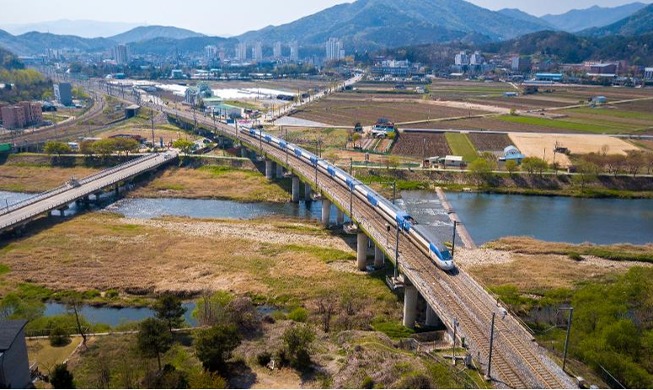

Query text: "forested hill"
[378, 30, 653, 68]
[0, 48, 51, 104]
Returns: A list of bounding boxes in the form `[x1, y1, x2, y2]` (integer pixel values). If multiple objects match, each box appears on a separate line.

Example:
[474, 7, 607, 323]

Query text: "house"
[501, 145, 525, 163]
[0, 320, 31, 389]
[443, 155, 465, 168]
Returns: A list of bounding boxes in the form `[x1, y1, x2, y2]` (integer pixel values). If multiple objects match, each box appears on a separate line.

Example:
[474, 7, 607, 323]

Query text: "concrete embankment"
[435, 187, 477, 249]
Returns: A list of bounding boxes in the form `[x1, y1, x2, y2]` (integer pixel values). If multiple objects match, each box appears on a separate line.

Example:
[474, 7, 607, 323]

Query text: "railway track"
[234, 129, 573, 389]
[0, 92, 107, 146]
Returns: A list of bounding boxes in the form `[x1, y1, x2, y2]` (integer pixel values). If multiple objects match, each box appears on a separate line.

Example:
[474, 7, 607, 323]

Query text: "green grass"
[445, 132, 478, 162]
[498, 114, 636, 133]
[0, 264, 9, 275]
[569, 107, 653, 121]
[371, 319, 414, 339]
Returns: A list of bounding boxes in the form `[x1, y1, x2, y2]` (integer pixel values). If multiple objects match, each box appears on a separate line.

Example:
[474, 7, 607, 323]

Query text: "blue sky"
[0, 0, 651, 36]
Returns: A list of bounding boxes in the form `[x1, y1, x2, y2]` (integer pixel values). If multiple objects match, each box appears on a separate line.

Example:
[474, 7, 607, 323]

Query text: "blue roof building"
[503, 145, 525, 163]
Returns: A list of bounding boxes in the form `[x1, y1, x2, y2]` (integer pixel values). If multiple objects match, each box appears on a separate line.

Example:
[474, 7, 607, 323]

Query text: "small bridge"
[0, 152, 177, 234]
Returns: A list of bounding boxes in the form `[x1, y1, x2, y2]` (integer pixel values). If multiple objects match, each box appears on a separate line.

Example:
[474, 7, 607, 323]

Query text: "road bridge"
[167, 110, 575, 388]
[0, 152, 177, 234]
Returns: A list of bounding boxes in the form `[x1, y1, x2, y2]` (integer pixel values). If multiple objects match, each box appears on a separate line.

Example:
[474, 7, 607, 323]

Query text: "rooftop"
[0, 320, 27, 352]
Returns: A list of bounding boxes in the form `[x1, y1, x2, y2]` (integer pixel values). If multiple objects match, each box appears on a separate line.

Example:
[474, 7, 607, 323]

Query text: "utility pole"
[451, 221, 458, 257]
[452, 318, 458, 365]
[562, 307, 574, 373]
[394, 224, 400, 278]
[486, 312, 496, 381]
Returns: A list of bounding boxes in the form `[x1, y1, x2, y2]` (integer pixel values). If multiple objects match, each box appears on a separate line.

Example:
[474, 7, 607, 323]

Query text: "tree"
[65, 294, 87, 347]
[282, 323, 315, 370]
[92, 139, 117, 157]
[505, 160, 519, 176]
[50, 363, 75, 388]
[195, 324, 241, 373]
[521, 157, 548, 177]
[625, 150, 646, 177]
[153, 293, 187, 333]
[79, 140, 96, 156]
[44, 141, 72, 157]
[468, 158, 493, 185]
[173, 139, 195, 154]
[112, 138, 140, 156]
[351, 133, 362, 149]
[137, 318, 173, 371]
[573, 160, 598, 191]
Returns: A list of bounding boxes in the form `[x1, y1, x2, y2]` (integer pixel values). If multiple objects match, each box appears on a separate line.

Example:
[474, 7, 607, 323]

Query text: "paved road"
[0, 152, 177, 233]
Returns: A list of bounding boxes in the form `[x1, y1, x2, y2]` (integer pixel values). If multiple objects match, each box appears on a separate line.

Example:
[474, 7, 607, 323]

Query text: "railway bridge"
[0, 152, 176, 234]
[168, 110, 575, 388]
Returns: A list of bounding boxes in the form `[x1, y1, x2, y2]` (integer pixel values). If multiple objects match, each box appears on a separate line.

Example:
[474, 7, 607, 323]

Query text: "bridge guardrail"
[1, 154, 172, 231]
[0, 154, 159, 216]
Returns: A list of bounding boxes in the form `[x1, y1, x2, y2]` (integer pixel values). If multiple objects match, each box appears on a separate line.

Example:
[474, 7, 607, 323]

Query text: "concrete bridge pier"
[114, 184, 120, 198]
[304, 184, 312, 201]
[276, 164, 284, 178]
[265, 160, 274, 180]
[240, 146, 248, 158]
[357, 232, 368, 271]
[56, 206, 68, 217]
[321, 198, 331, 227]
[374, 245, 384, 268]
[403, 282, 418, 329]
[93, 192, 103, 202]
[336, 209, 345, 225]
[425, 305, 441, 327]
[291, 177, 300, 203]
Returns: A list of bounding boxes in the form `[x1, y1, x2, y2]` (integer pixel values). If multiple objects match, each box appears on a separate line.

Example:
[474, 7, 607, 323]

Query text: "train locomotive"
[242, 126, 455, 272]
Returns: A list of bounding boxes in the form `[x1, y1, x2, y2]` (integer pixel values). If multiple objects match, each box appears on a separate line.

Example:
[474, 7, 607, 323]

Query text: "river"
[445, 192, 653, 245]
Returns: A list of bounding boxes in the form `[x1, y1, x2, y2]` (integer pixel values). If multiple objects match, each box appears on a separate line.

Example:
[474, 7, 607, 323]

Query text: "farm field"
[467, 132, 513, 152]
[445, 132, 477, 162]
[392, 132, 451, 159]
[289, 95, 490, 127]
[510, 133, 640, 167]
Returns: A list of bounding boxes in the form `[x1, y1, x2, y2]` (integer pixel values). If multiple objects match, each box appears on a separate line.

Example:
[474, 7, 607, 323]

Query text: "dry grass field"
[510, 133, 640, 166]
[0, 212, 396, 306]
[129, 166, 292, 202]
[0, 164, 101, 192]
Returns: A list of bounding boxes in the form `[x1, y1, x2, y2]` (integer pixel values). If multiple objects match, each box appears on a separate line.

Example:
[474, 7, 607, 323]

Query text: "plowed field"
[392, 132, 451, 159]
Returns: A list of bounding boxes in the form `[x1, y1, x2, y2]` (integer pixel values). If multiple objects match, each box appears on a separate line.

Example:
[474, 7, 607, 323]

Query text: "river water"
[445, 192, 653, 245]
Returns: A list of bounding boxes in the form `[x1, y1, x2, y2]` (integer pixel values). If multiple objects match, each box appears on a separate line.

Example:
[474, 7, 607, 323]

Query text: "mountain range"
[0, 0, 651, 56]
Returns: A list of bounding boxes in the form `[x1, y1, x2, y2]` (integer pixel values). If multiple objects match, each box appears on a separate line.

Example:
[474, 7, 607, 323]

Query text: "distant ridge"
[0, 20, 141, 38]
[582, 4, 653, 37]
[497, 9, 554, 30]
[237, 0, 550, 50]
[541, 2, 648, 32]
[109, 25, 206, 44]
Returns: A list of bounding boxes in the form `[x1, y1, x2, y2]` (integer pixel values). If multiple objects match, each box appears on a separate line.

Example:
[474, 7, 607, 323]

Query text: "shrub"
[287, 307, 309, 322]
[49, 325, 71, 347]
[568, 252, 583, 261]
[257, 351, 272, 367]
[361, 375, 375, 388]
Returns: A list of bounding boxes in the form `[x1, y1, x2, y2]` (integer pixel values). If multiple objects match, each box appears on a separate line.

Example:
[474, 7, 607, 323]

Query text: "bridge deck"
[0, 152, 177, 233]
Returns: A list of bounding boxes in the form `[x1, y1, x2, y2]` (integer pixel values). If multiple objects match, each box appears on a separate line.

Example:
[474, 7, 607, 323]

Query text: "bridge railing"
[0, 154, 161, 216]
[0, 154, 172, 231]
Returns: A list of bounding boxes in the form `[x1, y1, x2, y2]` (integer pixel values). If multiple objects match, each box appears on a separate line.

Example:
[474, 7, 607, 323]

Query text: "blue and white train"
[243, 126, 454, 272]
